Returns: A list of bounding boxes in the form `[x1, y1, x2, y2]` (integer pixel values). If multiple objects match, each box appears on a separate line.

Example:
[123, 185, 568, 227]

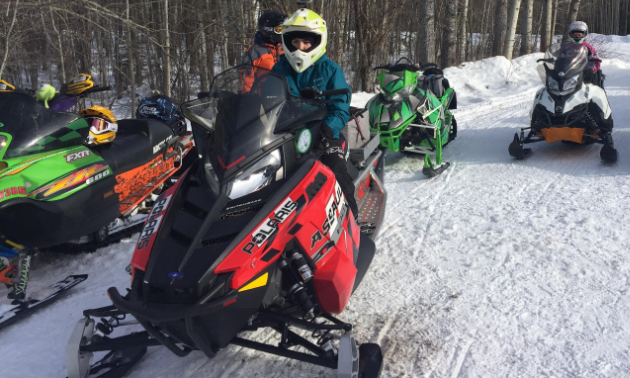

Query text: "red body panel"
[130, 167, 191, 280]
[215, 161, 360, 314]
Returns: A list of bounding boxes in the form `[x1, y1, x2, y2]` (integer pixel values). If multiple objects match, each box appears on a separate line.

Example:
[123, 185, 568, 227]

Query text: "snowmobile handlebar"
[320, 88, 351, 96]
[84, 86, 111, 95]
[422, 63, 439, 69]
[373, 63, 420, 72]
[537, 58, 555, 63]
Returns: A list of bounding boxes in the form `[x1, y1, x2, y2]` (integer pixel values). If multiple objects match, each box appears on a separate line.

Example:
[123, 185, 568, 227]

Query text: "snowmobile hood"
[0, 92, 88, 160]
[132, 155, 319, 304]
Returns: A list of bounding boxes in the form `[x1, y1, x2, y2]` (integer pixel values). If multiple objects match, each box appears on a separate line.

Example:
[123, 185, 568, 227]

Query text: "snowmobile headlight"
[547, 77, 560, 94]
[561, 75, 579, 94]
[0, 136, 6, 149]
[226, 149, 282, 200]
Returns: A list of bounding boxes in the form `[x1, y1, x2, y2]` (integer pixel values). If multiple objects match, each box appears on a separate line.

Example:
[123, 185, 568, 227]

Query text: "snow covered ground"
[4, 35, 630, 377]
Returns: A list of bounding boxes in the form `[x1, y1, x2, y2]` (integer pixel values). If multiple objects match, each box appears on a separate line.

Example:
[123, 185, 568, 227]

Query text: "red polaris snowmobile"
[67, 66, 387, 378]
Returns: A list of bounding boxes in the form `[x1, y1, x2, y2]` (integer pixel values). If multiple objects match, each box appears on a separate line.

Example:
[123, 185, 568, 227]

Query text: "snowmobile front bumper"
[107, 286, 237, 323]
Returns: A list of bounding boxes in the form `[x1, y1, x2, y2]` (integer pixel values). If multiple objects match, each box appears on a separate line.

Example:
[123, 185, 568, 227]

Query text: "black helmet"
[258, 10, 287, 45]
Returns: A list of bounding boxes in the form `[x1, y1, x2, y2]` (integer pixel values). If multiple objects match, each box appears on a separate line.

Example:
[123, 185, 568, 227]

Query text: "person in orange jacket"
[242, 11, 287, 70]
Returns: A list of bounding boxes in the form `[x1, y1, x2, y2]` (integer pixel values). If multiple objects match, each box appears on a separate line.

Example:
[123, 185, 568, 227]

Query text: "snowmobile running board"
[68, 306, 384, 378]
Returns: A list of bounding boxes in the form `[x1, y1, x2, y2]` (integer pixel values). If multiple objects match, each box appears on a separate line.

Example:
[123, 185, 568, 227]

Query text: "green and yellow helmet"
[281, 8, 327, 73]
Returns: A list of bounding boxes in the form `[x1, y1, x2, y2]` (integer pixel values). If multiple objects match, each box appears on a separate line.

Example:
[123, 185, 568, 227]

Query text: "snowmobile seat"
[419, 68, 448, 98]
[95, 119, 175, 174]
[343, 107, 381, 165]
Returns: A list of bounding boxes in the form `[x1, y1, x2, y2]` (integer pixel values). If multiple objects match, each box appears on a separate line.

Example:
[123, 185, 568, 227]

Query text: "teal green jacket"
[272, 54, 351, 138]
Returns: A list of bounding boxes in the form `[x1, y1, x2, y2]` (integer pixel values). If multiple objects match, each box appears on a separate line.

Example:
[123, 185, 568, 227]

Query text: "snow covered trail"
[4, 38, 630, 377]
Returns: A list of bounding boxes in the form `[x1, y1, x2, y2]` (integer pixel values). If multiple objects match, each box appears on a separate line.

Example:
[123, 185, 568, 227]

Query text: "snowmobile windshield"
[0, 92, 88, 160]
[543, 43, 589, 77]
[182, 66, 325, 177]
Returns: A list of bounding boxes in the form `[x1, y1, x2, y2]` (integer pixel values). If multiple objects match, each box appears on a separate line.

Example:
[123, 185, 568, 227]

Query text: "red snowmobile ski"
[67, 66, 387, 378]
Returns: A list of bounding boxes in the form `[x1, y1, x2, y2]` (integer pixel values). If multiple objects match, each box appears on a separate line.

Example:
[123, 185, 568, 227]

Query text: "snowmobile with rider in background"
[367, 58, 457, 177]
[508, 42, 617, 163]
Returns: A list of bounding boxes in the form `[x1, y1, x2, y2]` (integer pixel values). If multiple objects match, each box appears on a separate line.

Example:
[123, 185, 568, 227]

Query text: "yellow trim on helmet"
[89, 130, 116, 145]
[80, 105, 117, 123]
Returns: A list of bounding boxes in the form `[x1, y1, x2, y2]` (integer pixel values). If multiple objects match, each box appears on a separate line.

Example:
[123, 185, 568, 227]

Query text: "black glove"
[300, 87, 321, 99]
[311, 124, 336, 157]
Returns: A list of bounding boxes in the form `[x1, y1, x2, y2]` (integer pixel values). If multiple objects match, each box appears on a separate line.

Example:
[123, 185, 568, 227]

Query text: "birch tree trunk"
[418, 0, 436, 65]
[550, 0, 558, 42]
[459, 0, 469, 63]
[520, 0, 534, 55]
[504, 0, 523, 59]
[441, 0, 458, 67]
[564, 0, 582, 41]
[541, 0, 553, 51]
[493, 0, 508, 57]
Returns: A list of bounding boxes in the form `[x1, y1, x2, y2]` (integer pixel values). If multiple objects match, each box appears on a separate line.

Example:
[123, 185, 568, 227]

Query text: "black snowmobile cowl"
[539, 42, 588, 99]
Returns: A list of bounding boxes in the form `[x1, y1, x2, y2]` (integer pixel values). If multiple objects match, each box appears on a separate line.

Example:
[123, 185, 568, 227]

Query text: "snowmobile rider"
[242, 10, 286, 69]
[568, 21, 604, 88]
[271, 8, 359, 220]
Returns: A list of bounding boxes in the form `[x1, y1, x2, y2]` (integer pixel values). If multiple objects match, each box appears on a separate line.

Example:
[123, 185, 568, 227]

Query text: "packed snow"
[3, 34, 630, 377]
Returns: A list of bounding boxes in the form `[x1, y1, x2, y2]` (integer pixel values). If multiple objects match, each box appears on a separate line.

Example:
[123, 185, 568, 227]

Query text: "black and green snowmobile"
[366, 58, 457, 176]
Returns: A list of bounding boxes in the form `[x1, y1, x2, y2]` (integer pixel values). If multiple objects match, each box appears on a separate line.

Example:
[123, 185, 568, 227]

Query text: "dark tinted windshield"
[544, 42, 589, 76]
[0, 92, 88, 160]
[182, 66, 325, 172]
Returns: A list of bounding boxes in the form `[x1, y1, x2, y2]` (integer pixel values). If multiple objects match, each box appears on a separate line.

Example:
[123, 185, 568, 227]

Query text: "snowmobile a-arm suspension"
[79, 332, 163, 353]
[231, 335, 338, 369]
[256, 309, 353, 332]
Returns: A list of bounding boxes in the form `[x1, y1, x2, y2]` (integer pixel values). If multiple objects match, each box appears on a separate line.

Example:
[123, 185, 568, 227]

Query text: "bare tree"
[0, 0, 20, 79]
[504, 0, 523, 59]
[459, 0, 470, 63]
[493, 0, 508, 56]
[564, 0, 583, 41]
[541, 0, 553, 50]
[418, 0, 436, 64]
[442, 0, 458, 67]
[520, 0, 534, 55]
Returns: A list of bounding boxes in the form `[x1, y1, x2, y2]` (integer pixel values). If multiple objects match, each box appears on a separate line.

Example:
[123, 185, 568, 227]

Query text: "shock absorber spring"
[279, 254, 317, 319]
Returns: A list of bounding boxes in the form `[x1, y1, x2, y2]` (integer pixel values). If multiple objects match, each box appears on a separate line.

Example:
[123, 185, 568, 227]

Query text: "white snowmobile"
[509, 42, 617, 163]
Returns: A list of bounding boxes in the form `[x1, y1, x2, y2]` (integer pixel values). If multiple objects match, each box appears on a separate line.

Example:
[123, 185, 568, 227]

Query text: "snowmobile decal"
[136, 194, 173, 250]
[242, 197, 298, 253]
[64, 149, 90, 163]
[27, 163, 111, 199]
[0, 186, 26, 199]
[238, 272, 269, 292]
[115, 134, 194, 214]
[130, 166, 191, 276]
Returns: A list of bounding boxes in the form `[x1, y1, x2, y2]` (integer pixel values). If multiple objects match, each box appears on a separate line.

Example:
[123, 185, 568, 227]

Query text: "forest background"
[0, 0, 627, 111]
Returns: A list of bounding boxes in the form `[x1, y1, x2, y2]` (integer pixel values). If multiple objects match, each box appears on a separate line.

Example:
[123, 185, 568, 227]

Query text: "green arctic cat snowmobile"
[367, 58, 457, 176]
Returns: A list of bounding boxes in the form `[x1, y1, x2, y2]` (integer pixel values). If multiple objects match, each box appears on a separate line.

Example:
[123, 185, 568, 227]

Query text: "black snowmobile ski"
[508, 132, 534, 160]
[0, 274, 87, 331]
[422, 162, 451, 177]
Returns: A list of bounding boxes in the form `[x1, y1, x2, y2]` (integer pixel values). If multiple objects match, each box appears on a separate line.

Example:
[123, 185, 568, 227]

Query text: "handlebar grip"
[320, 88, 350, 96]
